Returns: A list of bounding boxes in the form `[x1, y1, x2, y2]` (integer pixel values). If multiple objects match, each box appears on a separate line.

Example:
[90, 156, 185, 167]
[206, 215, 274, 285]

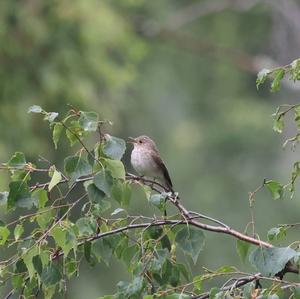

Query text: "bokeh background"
[1, 0, 300, 297]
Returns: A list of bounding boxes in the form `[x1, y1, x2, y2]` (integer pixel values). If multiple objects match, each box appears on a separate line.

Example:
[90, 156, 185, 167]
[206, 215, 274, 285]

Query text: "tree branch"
[193, 273, 260, 299]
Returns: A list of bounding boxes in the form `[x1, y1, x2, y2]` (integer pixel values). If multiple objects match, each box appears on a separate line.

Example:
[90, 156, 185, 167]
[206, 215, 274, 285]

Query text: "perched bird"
[129, 135, 173, 192]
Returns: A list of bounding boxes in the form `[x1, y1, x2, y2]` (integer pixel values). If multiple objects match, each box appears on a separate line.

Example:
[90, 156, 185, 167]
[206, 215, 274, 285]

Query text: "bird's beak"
[127, 137, 137, 144]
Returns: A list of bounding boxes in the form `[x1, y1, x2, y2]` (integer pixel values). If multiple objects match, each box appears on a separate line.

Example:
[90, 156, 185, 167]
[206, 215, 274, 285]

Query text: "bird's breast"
[131, 148, 160, 178]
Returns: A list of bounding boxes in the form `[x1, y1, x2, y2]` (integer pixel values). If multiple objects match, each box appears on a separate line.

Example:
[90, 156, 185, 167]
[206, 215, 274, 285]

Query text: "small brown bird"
[129, 135, 173, 192]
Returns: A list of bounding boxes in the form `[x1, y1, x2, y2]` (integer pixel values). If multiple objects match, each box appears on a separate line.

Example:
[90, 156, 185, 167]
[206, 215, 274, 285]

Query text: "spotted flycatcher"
[129, 135, 173, 192]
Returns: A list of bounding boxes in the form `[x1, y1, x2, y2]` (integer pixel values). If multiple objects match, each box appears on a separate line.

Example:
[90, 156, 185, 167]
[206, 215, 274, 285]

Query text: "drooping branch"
[193, 267, 300, 299]
[193, 273, 260, 299]
[127, 174, 272, 248]
[27, 169, 282, 249]
[2, 168, 299, 298]
[1, 163, 294, 255]
[2, 152, 299, 299]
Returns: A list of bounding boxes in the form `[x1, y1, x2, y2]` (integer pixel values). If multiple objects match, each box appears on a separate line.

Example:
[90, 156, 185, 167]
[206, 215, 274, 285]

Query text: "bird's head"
[128, 135, 157, 150]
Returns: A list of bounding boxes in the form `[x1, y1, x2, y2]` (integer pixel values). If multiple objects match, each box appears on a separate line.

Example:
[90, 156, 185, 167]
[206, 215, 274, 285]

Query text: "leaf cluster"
[1, 103, 300, 299]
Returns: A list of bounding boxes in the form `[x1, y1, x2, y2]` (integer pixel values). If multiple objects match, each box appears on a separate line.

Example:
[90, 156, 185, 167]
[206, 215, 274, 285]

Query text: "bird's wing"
[153, 155, 173, 190]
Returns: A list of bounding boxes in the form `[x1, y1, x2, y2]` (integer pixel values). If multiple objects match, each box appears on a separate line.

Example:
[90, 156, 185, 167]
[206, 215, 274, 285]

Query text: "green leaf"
[103, 135, 126, 160]
[92, 237, 114, 266]
[32, 255, 43, 276]
[64, 155, 92, 185]
[8, 181, 32, 210]
[249, 246, 297, 276]
[7, 152, 27, 169]
[177, 263, 190, 281]
[162, 260, 180, 286]
[76, 217, 97, 236]
[84, 241, 92, 263]
[43, 284, 56, 299]
[141, 185, 152, 200]
[115, 236, 128, 259]
[48, 170, 62, 191]
[65, 260, 77, 279]
[292, 287, 300, 299]
[150, 248, 168, 272]
[295, 106, 300, 123]
[161, 235, 172, 252]
[85, 181, 111, 213]
[236, 239, 251, 263]
[93, 170, 113, 196]
[122, 244, 139, 267]
[79, 111, 98, 132]
[111, 181, 131, 206]
[149, 193, 167, 212]
[105, 159, 125, 179]
[12, 274, 24, 289]
[273, 117, 284, 133]
[256, 68, 270, 89]
[10, 169, 31, 182]
[24, 278, 38, 295]
[28, 105, 43, 113]
[209, 287, 221, 299]
[52, 123, 63, 149]
[65, 121, 84, 146]
[265, 180, 284, 200]
[193, 275, 202, 291]
[117, 277, 146, 298]
[146, 226, 163, 240]
[84, 181, 106, 203]
[14, 224, 24, 241]
[32, 188, 48, 209]
[267, 227, 287, 241]
[175, 226, 205, 264]
[37, 208, 55, 229]
[50, 226, 77, 257]
[92, 201, 111, 215]
[41, 264, 61, 286]
[23, 246, 39, 279]
[15, 259, 27, 273]
[0, 226, 10, 245]
[270, 69, 285, 92]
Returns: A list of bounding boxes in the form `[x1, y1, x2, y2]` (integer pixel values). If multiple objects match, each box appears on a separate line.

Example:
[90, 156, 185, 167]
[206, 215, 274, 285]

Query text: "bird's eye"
[139, 140, 142, 144]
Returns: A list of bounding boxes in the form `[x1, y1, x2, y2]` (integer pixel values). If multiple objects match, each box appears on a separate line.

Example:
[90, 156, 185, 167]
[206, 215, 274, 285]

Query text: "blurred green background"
[1, 0, 300, 297]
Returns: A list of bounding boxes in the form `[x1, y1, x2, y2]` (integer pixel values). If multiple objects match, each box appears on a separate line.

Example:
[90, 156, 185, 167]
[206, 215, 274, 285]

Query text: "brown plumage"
[129, 135, 173, 192]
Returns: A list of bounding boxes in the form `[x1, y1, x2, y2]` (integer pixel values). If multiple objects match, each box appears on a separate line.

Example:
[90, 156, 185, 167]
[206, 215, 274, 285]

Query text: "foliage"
[0, 82, 300, 298]
[1, 56, 300, 297]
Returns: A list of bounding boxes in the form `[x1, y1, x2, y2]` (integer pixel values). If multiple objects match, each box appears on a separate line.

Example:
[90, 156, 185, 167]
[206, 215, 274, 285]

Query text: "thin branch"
[4, 289, 14, 299]
[248, 179, 266, 237]
[3, 164, 299, 299]
[27, 171, 279, 249]
[193, 274, 259, 299]
[192, 270, 300, 299]
[187, 211, 230, 229]
[59, 118, 101, 168]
